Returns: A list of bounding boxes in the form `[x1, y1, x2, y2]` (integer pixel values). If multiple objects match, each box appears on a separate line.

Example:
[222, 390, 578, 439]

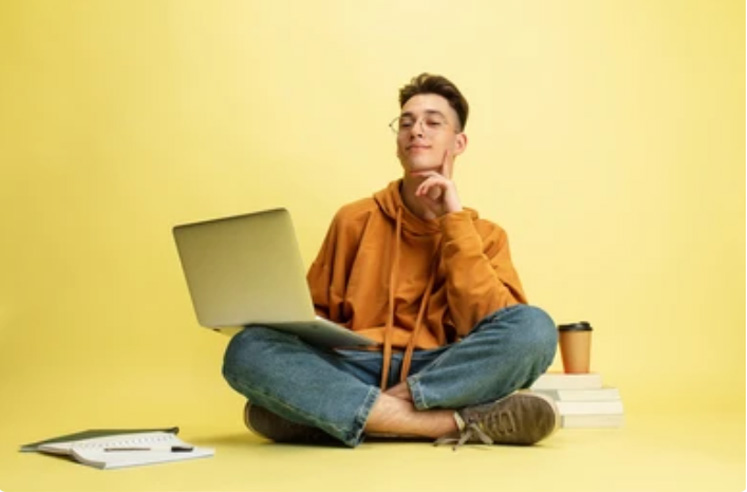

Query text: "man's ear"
[453, 132, 468, 156]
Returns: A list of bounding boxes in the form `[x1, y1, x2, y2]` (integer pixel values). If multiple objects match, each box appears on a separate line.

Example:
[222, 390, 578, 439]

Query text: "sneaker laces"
[434, 410, 517, 451]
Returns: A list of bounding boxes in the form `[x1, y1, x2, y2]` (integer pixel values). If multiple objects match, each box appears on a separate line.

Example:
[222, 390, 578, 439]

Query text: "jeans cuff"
[346, 386, 380, 447]
[407, 375, 430, 411]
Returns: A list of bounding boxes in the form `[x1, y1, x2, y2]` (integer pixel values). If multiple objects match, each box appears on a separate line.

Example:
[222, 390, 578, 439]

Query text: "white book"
[562, 414, 625, 428]
[555, 400, 624, 416]
[37, 431, 214, 469]
[535, 387, 621, 402]
[530, 373, 603, 390]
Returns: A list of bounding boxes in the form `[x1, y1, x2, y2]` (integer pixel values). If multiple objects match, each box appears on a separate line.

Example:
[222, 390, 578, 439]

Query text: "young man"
[223, 73, 559, 449]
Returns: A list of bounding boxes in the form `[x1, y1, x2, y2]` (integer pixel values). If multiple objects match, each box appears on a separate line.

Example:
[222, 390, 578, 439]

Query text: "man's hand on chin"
[410, 149, 463, 220]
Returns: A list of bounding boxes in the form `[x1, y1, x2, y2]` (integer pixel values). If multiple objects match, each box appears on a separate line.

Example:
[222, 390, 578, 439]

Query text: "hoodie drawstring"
[400, 252, 438, 384]
[380, 207, 402, 390]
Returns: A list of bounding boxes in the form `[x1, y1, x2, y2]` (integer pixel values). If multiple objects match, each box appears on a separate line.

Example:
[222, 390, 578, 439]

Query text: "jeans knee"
[222, 326, 276, 386]
[523, 305, 558, 357]
[483, 304, 558, 359]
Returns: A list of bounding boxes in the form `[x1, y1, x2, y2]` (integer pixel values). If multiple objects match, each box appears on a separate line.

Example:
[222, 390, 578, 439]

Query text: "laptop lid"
[173, 208, 316, 328]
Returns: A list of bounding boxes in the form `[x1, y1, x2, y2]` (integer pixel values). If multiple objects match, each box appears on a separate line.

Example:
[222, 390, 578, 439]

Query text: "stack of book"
[529, 373, 624, 428]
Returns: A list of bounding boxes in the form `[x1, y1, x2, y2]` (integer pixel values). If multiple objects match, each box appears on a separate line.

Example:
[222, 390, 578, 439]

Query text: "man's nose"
[408, 118, 425, 138]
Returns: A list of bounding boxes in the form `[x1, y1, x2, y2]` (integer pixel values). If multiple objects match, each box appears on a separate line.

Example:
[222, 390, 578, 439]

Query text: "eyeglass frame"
[388, 109, 461, 136]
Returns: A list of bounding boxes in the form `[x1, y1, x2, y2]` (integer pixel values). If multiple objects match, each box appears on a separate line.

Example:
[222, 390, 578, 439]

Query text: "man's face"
[395, 93, 467, 174]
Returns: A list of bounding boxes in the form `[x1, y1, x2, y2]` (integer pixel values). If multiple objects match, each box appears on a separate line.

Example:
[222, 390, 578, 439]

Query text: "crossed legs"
[223, 304, 557, 446]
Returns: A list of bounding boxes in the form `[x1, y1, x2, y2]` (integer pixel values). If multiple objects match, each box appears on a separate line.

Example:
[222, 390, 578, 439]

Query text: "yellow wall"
[0, 0, 743, 433]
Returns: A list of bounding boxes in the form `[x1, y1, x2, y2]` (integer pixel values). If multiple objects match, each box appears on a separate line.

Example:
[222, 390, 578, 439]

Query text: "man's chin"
[402, 159, 440, 174]
[408, 165, 441, 175]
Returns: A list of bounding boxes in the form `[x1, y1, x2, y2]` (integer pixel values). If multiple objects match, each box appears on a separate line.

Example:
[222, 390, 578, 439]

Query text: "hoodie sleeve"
[306, 208, 360, 325]
[307, 215, 340, 321]
[439, 210, 527, 337]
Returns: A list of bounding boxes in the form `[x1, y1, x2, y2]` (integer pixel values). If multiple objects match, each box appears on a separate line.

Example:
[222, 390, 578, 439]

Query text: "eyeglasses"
[388, 112, 455, 136]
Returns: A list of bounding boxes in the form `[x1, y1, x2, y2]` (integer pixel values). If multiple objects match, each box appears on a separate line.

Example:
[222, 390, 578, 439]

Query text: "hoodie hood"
[374, 179, 480, 233]
[373, 180, 443, 236]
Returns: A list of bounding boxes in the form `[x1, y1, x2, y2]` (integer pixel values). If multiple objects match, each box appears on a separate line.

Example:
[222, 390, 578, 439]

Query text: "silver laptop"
[173, 208, 376, 347]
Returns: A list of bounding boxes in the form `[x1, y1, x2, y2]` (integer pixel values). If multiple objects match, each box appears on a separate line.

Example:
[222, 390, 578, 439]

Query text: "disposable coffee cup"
[558, 322, 593, 374]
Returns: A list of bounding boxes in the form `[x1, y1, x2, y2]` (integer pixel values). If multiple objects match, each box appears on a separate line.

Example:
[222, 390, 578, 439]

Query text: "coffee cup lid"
[558, 321, 593, 331]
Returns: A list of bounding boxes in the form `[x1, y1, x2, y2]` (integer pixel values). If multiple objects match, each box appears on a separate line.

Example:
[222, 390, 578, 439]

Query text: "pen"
[103, 446, 194, 452]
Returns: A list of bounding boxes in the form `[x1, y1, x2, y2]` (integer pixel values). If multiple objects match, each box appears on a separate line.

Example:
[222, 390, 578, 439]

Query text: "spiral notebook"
[28, 430, 214, 469]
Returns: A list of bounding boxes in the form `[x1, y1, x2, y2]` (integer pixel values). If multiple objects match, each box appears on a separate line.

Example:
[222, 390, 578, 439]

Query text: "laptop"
[172, 208, 376, 347]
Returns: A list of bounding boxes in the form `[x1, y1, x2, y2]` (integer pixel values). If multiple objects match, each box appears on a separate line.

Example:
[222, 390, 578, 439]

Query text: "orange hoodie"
[307, 180, 527, 389]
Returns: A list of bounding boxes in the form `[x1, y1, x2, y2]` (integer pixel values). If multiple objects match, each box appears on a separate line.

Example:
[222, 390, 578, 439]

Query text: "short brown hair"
[398, 73, 469, 131]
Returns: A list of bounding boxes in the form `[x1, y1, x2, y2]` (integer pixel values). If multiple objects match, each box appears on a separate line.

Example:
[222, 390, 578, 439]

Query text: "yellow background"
[0, 1, 743, 491]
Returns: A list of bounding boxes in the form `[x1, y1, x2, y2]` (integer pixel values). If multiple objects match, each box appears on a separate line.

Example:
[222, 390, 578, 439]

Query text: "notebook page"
[71, 443, 214, 469]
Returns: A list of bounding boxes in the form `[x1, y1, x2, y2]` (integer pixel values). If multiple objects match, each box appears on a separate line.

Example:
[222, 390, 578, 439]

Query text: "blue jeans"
[222, 304, 557, 447]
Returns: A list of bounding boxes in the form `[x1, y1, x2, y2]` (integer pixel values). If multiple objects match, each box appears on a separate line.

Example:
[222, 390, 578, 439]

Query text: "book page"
[71, 442, 214, 469]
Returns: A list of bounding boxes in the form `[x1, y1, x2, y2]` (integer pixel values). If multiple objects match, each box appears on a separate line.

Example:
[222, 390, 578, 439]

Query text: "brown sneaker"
[244, 401, 336, 444]
[435, 391, 560, 450]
